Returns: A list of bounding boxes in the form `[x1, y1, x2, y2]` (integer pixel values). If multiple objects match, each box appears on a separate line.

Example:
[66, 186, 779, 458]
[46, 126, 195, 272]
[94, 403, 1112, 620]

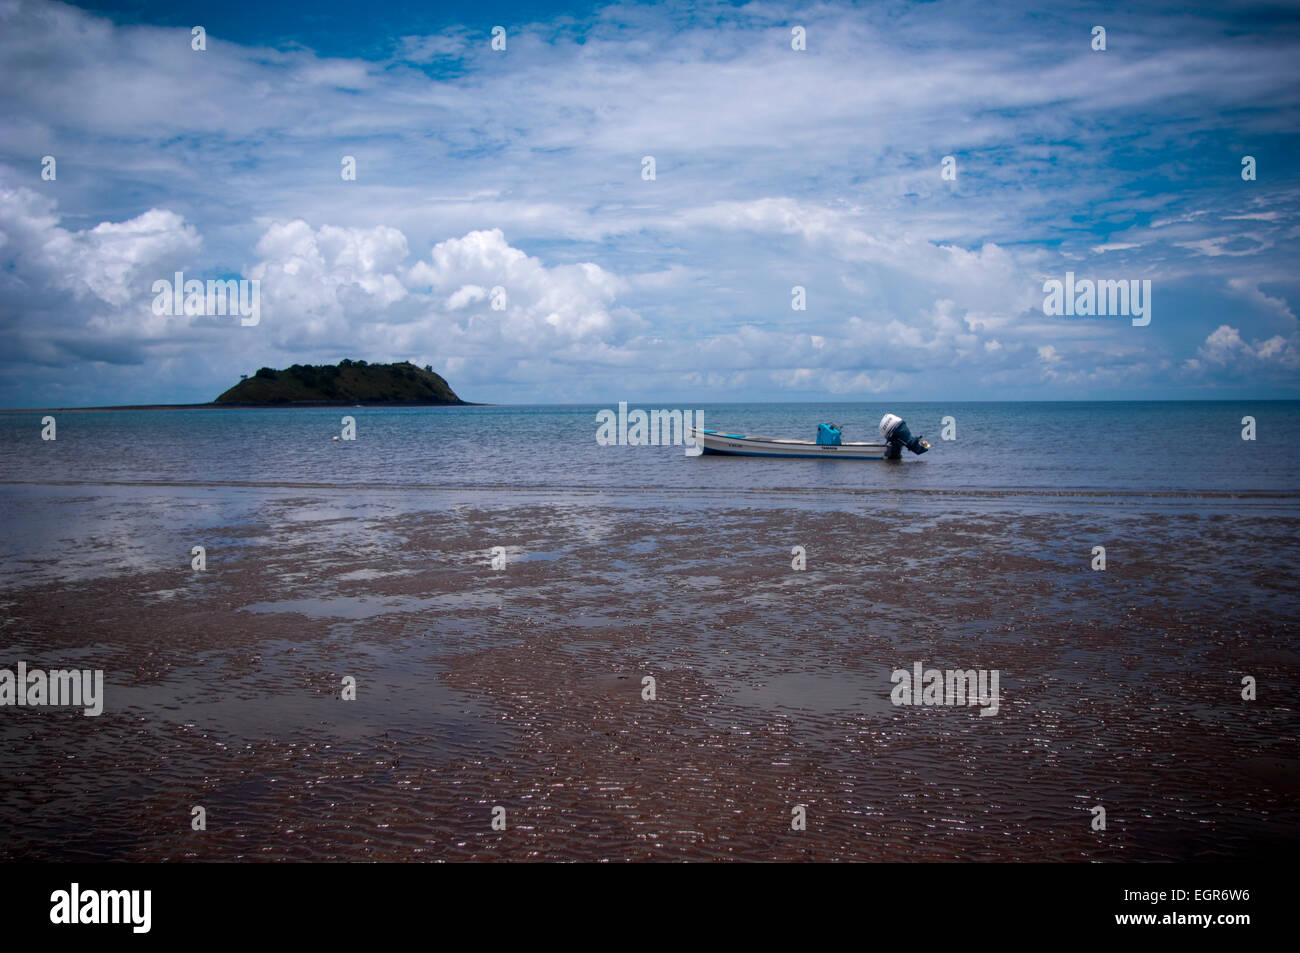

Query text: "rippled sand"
[1, 486, 1297, 861]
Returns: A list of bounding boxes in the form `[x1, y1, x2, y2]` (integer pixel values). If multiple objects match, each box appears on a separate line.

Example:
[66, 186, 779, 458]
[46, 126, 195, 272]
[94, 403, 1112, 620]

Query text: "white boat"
[688, 415, 930, 460]
[689, 427, 890, 459]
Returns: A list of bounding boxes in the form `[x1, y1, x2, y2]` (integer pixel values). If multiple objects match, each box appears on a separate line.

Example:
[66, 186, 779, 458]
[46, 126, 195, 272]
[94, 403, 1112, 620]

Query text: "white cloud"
[0, 184, 202, 362]
[1193, 324, 1299, 371]
[248, 220, 409, 342]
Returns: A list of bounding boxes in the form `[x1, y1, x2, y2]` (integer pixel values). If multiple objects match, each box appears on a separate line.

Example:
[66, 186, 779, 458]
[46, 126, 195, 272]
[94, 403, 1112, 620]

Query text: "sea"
[1, 400, 1296, 497]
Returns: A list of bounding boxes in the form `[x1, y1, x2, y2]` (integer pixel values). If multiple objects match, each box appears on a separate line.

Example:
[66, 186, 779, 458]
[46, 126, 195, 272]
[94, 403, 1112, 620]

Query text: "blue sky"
[1, 0, 1297, 406]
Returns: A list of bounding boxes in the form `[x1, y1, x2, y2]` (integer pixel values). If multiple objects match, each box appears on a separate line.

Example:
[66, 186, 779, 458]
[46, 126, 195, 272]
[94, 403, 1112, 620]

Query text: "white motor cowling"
[878, 413, 930, 458]
[878, 413, 904, 440]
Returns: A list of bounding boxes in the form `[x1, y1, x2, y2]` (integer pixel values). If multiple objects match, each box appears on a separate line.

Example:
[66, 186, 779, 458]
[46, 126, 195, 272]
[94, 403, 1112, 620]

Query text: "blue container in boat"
[816, 423, 842, 445]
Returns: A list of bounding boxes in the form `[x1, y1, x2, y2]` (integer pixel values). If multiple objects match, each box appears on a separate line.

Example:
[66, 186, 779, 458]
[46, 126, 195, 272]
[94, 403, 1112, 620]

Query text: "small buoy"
[332, 435, 339, 441]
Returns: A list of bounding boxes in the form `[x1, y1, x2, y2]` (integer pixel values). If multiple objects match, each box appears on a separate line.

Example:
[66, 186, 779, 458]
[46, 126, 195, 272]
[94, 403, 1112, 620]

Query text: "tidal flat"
[1, 481, 1296, 861]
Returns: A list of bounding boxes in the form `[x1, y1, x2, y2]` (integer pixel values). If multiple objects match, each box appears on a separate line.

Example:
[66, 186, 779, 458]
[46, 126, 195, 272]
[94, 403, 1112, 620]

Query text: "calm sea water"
[0, 401, 1297, 497]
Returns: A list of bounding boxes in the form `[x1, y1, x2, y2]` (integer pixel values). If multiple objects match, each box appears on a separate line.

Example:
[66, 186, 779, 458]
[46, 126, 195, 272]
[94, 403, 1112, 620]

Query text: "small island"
[215, 360, 470, 406]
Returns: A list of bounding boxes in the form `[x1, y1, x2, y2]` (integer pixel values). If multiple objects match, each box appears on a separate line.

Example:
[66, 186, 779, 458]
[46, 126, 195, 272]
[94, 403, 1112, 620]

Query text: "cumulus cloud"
[0, 185, 202, 365]
[243, 223, 645, 384]
[0, 184, 646, 392]
[248, 220, 410, 343]
[1191, 324, 1300, 372]
[1, 187, 200, 307]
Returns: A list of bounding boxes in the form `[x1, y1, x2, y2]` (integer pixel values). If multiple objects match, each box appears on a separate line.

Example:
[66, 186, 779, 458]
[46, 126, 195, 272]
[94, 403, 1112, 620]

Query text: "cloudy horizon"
[1, 0, 1297, 408]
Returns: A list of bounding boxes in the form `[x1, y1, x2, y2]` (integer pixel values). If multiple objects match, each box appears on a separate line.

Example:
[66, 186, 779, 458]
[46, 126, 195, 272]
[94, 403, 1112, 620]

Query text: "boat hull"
[689, 428, 889, 460]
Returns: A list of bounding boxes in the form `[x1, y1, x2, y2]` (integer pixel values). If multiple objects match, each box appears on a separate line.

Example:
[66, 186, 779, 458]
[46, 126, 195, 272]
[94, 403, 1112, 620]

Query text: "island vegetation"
[214, 360, 469, 405]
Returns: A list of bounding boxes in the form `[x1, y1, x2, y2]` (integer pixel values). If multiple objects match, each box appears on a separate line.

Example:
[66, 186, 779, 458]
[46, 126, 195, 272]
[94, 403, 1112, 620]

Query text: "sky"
[1, 0, 1298, 407]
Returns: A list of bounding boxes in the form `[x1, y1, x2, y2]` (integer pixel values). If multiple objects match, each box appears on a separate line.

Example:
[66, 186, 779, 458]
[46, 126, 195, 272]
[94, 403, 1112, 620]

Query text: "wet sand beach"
[2, 482, 1297, 861]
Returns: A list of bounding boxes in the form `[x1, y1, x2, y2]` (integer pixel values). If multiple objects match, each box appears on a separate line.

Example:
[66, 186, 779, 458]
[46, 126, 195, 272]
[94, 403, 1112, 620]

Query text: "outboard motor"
[879, 413, 930, 459]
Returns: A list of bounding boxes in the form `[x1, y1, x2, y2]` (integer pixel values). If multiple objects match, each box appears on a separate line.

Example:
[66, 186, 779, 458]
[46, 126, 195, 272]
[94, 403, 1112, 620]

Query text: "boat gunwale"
[690, 427, 886, 450]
